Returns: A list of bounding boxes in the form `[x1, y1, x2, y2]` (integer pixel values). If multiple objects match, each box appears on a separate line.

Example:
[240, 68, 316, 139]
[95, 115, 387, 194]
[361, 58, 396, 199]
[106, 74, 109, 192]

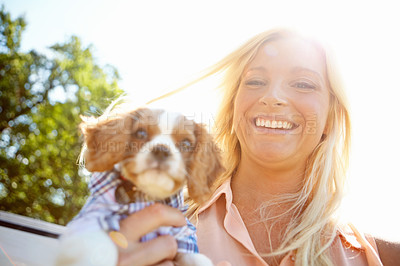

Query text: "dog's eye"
[134, 129, 148, 140]
[179, 138, 193, 152]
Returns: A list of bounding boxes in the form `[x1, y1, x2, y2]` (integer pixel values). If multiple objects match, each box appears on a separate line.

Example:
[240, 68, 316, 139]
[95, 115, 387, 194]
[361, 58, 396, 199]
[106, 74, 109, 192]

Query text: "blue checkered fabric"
[69, 170, 198, 253]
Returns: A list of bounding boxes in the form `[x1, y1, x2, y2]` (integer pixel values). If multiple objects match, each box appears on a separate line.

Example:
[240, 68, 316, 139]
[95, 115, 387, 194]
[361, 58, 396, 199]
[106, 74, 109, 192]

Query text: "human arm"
[56, 202, 186, 266]
[375, 238, 400, 266]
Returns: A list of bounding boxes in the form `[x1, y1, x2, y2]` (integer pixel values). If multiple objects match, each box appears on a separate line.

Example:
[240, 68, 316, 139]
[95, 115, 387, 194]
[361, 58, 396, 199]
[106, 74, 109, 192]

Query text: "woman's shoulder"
[374, 237, 400, 266]
[335, 224, 383, 266]
[340, 223, 400, 265]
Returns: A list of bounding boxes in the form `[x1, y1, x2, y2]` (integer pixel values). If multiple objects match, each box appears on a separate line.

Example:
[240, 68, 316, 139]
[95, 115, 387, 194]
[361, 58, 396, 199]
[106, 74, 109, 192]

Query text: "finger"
[120, 203, 186, 241]
[118, 235, 178, 266]
[216, 261, 232, 266]
[152, 260, 175, 266]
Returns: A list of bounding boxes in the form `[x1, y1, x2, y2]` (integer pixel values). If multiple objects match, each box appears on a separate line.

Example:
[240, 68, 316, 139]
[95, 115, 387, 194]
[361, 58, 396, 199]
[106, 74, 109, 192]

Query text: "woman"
[117, 29, 398, 265]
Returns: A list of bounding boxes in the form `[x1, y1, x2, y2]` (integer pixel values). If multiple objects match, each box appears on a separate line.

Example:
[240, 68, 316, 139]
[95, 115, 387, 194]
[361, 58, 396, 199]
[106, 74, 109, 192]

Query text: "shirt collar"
[198, 177, 364, 251]
[337, 224, 364, 250]
[198, 177, 232, 214]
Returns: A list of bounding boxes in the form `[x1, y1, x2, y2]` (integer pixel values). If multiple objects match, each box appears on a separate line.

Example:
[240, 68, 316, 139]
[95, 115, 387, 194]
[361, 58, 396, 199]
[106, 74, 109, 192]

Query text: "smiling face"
[233, 37, 331, 168]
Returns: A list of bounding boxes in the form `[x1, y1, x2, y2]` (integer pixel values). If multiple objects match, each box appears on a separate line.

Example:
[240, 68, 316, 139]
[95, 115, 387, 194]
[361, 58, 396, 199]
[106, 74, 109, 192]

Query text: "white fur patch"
[136, 170, 176, 199]
[158, 111, 181, 135]
[56, 230, 117, 266]
[134, 134, 184, 179]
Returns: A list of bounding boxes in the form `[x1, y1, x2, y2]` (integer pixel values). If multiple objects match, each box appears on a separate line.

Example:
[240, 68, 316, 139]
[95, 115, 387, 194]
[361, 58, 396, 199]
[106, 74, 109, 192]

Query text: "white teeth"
[255, 118, 293, 129]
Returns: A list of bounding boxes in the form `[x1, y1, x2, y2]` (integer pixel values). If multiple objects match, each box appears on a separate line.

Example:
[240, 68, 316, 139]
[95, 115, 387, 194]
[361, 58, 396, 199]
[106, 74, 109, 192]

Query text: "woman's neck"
[231, 156, 307, 263]
[231, 155, 306, 207]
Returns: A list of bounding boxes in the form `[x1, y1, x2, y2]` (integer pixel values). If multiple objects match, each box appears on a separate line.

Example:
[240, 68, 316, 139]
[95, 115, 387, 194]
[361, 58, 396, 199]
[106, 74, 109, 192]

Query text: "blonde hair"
[152, 28, 351, 266]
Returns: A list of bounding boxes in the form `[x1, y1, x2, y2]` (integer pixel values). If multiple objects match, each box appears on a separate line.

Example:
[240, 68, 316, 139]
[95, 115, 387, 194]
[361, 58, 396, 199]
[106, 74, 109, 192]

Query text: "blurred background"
[0, 0, 399, 241]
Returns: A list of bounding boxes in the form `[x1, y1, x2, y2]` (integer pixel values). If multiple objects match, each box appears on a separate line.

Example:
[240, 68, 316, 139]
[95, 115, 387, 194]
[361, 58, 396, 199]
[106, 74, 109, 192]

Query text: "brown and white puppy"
[56, 106, 223, 266]
[81, 107, 223, 204]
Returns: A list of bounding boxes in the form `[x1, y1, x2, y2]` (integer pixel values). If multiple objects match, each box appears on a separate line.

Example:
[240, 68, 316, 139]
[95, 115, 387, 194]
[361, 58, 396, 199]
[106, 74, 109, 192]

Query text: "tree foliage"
[0, 5, 123, 225]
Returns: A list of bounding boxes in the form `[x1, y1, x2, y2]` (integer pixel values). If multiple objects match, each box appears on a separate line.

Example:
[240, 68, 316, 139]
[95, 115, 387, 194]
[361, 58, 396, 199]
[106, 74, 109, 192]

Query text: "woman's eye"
[134, 129, 148, 140]
[293, 82, 316, 90]
[245, 80, 266, 87]
[179, 138, 193, 152]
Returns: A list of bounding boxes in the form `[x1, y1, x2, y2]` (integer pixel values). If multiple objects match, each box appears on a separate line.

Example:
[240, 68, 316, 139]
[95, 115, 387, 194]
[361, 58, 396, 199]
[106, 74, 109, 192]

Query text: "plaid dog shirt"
[68, 170, 198, 253]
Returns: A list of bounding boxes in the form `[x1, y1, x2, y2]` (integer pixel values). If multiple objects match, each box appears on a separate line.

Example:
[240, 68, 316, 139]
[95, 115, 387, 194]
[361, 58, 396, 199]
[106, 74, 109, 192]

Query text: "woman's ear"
[186, 123, 224, 204]
[79, 113, 134, 172]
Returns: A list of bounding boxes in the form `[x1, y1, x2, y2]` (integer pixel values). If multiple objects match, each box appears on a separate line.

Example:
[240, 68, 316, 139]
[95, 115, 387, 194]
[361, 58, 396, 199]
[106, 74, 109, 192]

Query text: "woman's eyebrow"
[246, 66, 267, 72]
[291, 67, 323, 80]
[244, 66, 325, 83]
[243, 66, 267, 75]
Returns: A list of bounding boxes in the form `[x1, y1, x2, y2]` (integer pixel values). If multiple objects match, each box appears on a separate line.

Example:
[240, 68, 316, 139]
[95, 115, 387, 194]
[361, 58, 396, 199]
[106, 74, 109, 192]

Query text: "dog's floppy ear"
[187, 123, 224, 204]
[80, 113, 136, 172]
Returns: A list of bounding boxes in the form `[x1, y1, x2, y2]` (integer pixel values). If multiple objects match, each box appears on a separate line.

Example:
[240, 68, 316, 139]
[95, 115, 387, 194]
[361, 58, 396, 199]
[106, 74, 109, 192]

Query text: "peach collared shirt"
[195, 179, 383, 266]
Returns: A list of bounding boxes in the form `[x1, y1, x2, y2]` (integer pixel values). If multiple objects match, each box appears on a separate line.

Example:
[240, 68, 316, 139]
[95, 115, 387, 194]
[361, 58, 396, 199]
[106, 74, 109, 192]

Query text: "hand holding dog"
[117, 204, 231, 266]
[117, 203, 186, 266]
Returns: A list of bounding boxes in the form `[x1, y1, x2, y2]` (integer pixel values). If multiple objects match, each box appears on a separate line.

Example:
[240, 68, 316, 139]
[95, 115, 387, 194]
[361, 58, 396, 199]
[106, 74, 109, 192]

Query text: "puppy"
[56, 106, 223, 266]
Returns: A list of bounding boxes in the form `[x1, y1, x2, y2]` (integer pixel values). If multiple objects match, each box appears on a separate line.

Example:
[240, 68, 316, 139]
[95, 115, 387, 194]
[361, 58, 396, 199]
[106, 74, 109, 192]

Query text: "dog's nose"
[151, 145, 171, 161]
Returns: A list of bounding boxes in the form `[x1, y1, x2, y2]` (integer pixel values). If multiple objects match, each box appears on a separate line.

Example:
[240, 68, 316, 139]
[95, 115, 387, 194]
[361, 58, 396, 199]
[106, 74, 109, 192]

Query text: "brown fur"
[186, 123, 224, 203]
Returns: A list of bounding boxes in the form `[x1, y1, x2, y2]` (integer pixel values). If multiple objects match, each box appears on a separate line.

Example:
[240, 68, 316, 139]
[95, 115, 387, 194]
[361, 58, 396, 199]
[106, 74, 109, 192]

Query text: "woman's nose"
[258, 83, 288, 107]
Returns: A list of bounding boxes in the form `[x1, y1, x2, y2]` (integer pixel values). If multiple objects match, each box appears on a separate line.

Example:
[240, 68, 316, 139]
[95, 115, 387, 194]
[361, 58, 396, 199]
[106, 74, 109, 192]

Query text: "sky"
[2, 0, 400, 241]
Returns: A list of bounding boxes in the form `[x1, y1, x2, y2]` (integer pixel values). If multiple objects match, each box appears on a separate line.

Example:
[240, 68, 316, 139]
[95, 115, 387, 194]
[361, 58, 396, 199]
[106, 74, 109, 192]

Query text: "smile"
[255, 117, 297, 130]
